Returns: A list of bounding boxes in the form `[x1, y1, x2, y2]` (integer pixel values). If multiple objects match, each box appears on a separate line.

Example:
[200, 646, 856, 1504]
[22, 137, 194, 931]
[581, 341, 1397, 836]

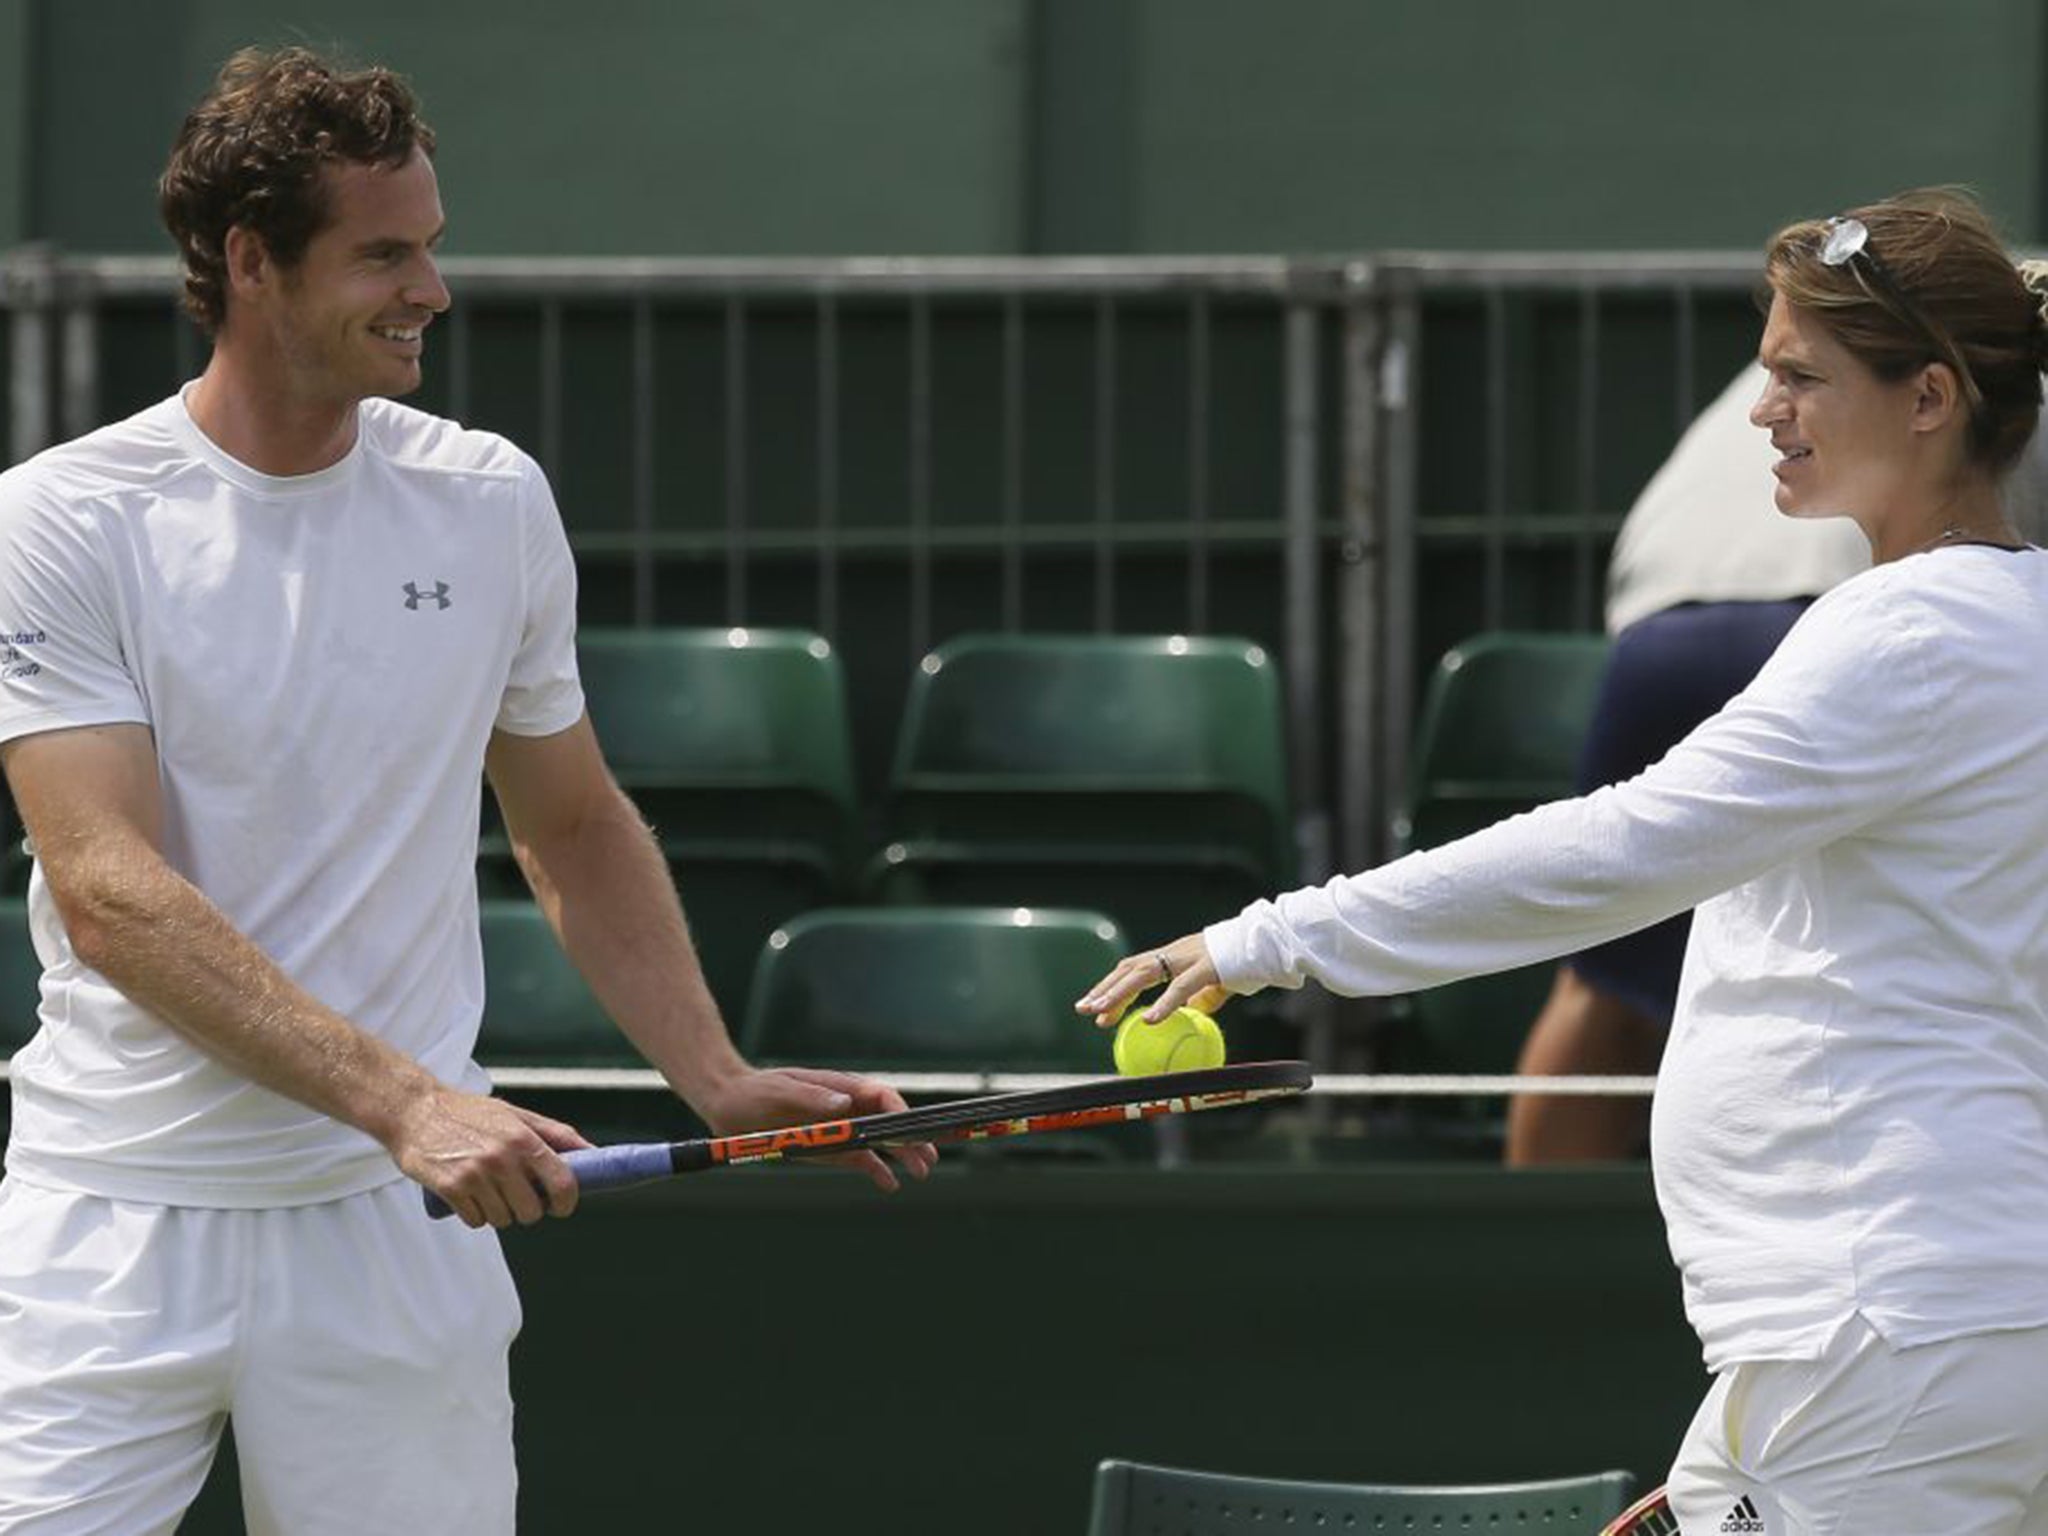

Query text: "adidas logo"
[1719, 1494, 1765, 1533]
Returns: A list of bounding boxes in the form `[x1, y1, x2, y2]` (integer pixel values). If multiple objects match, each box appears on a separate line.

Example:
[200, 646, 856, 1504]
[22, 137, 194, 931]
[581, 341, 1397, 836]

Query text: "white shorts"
[0, 1176, 522, 1536]
[1669, 1312, 2048, 1536]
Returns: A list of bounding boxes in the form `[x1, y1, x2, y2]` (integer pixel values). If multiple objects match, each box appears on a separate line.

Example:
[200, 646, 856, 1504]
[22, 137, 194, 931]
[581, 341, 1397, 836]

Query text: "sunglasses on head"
[1817, 216, 1982, 411]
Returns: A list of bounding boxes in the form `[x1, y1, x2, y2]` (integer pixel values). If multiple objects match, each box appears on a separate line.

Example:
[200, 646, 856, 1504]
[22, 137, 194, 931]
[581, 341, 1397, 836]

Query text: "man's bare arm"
[1, 722, 587, 1227]
[486, 716, 931, 1190]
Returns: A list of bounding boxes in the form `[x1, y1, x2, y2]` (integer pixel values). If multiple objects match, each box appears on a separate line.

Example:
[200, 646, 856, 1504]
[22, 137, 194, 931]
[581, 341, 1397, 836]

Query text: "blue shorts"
[1570, 599, 1812, 1024]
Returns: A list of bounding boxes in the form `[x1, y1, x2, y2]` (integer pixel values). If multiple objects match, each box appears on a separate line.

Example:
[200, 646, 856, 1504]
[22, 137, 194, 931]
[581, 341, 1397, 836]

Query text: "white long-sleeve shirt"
[1208, 545, 2048, 1368]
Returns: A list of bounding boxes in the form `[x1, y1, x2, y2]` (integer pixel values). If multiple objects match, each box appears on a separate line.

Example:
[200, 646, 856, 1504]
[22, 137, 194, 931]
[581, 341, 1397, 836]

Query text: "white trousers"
[0, 1177, 521, 1535]
[1669, 1312, 2048, 1536]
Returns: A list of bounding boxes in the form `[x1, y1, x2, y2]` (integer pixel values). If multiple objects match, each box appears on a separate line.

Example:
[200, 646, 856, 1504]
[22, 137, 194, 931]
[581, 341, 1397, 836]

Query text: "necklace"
[1906, 522, 2024, 557]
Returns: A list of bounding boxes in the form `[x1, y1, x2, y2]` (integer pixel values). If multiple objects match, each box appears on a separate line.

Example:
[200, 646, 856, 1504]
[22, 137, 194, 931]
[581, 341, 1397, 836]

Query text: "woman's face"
[1749, 292, 1925, 520]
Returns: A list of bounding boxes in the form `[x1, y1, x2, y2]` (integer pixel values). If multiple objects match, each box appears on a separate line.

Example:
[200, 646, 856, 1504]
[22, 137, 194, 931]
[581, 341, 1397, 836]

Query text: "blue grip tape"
[563, 1142, 674, 1191]
[421, 1141, 674, 1219]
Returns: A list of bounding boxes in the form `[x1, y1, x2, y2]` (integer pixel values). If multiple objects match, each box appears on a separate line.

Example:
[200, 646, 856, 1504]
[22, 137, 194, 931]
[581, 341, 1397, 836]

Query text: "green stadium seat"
[1400, 631, 1612, 812]
[883, 632, 1289, 870]
[866, 634, 1290, 969]
[865, 837, 1266, 966]
[0, 900, 42, 1055]
[1382, 631, 1609, 1092]
[476, 900, 634, 1068]
[481, 626, 858, 1026]
[740, 905, 1125, 1074]
[1086, 1460, 1636, 1536]
[578, 626, 857, 858]
[0, 788, 28, 896]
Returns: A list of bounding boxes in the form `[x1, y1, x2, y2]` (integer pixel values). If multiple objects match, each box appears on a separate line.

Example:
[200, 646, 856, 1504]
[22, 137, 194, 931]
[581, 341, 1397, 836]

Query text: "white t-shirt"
[1207, 545, 2048, 1368]
[0, 390, 584, 1206]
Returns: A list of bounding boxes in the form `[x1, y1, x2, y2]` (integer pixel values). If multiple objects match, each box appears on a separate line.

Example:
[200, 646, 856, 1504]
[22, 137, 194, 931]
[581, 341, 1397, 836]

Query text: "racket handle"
[562, 1142, 675, 1190]
[421, 1142, 676, 1220]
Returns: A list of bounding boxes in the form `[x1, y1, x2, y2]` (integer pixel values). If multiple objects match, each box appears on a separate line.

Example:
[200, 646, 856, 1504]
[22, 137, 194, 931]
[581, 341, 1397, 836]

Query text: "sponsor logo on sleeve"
[0, 629, 47, 681]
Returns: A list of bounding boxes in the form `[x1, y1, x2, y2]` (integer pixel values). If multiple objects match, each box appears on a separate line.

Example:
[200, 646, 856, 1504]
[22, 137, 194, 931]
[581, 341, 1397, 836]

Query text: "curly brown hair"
[158, 46, 436, 335]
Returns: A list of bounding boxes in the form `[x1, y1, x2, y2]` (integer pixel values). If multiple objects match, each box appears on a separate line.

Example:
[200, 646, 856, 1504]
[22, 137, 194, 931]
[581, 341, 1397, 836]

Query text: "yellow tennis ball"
[1112, 1004, 1226, 1076]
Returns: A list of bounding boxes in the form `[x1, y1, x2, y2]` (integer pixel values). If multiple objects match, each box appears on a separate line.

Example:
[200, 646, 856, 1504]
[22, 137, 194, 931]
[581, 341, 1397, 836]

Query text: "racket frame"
[423, 1060, 1312, 1217]
[1598, 1487, 1676, 1536]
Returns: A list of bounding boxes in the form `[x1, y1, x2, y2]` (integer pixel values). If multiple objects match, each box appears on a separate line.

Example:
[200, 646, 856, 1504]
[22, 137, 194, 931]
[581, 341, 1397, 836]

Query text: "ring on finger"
[1155, 951, 1174, 984]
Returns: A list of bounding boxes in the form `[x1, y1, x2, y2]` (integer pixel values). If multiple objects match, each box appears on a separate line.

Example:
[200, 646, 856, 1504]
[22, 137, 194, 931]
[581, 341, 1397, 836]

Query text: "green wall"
[165, 1163, 1704, 1535]
[6, 0, 2045, 257]
[1094, 0, 2046, 252]
[19, 0, 1030, 256]
[0, 0, 29, 248]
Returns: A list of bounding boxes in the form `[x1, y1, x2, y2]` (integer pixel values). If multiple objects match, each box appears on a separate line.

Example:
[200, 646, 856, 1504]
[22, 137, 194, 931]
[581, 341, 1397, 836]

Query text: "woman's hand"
[1075, 933, 1229, 1027]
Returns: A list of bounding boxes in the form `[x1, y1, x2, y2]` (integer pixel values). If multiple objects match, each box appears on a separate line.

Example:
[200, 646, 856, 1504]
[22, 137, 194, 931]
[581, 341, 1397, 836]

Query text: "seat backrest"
[578, 626, 856, 812]
[890, 633, 1290, 871]
[1389, 635, 1611, 1079]
[477, 900, 633, 1067]
[1087, 1460, 1635, 1536]
[0, 899, 42, 1053]
[739, 905, 1125, 1072]
[1407, 631, 1610, 801]
[897, 633, 1283, 791]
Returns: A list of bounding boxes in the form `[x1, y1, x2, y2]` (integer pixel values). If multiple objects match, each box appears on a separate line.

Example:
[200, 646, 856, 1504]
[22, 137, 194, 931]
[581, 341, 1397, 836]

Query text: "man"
[0, 47, 928, 1534]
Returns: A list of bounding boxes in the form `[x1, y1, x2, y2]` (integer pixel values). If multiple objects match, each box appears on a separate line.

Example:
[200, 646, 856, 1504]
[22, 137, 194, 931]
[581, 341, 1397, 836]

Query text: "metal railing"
[3, 246, 1769, 959]
[4, 250, 1362, 909]
[1365, 252, 1762, 846]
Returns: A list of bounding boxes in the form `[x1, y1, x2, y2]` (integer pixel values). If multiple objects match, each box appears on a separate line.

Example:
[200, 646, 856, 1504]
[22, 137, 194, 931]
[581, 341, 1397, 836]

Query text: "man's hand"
[387, 1086, 593, 1229]
[696, 1065, 937, 1192]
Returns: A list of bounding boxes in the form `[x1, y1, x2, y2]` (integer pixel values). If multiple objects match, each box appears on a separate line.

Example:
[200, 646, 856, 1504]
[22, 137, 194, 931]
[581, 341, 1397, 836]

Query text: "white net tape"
[0, 1063, 1657, 1096]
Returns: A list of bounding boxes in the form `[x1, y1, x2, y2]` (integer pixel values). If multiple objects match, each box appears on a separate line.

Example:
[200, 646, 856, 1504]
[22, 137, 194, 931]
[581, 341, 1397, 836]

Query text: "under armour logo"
[402, 581, 452, 611]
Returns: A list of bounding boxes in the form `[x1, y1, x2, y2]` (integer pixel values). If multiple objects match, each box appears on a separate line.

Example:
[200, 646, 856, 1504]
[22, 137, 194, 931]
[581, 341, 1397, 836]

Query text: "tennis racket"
[424, 1059, 1312, 1218]
[1599, 1487, 1676, 1535]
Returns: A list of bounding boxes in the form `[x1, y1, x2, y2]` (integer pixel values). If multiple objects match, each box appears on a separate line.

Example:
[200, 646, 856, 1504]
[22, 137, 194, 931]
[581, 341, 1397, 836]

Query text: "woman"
[1080, 189, 2048, 1534]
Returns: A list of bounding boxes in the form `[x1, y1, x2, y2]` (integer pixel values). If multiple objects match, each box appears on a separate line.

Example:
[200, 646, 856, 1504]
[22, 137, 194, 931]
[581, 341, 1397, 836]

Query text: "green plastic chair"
[869, 634, 1291, 968]
[1087, 1460, 1636, 1536]
[739, 905, 1126, 1073]
[0, 788, 27, 896]
[1383, 631, 1610, 1093]
[577, 626, 857, 858]
[481, 627, 857, 1024]
[1397, 630, 1610, 828]
[0, 900, 43, 1055]
[476, 900, 637, 1068]
[858, 846, 1303, 1062]
[866, 835, 1267, 944]
[476, 841, 826, 1036]
[885, 633, 1291, 879]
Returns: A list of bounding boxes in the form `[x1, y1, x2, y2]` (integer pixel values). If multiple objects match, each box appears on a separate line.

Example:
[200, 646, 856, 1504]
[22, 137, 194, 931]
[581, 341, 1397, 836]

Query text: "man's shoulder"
[357, 398, 537, 487]
[0, 397, 192, 519]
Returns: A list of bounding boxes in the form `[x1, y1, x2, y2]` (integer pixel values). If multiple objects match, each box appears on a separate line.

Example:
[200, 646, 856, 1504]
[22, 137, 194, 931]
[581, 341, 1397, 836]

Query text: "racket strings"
[1600, 1488, 1677, 1536]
